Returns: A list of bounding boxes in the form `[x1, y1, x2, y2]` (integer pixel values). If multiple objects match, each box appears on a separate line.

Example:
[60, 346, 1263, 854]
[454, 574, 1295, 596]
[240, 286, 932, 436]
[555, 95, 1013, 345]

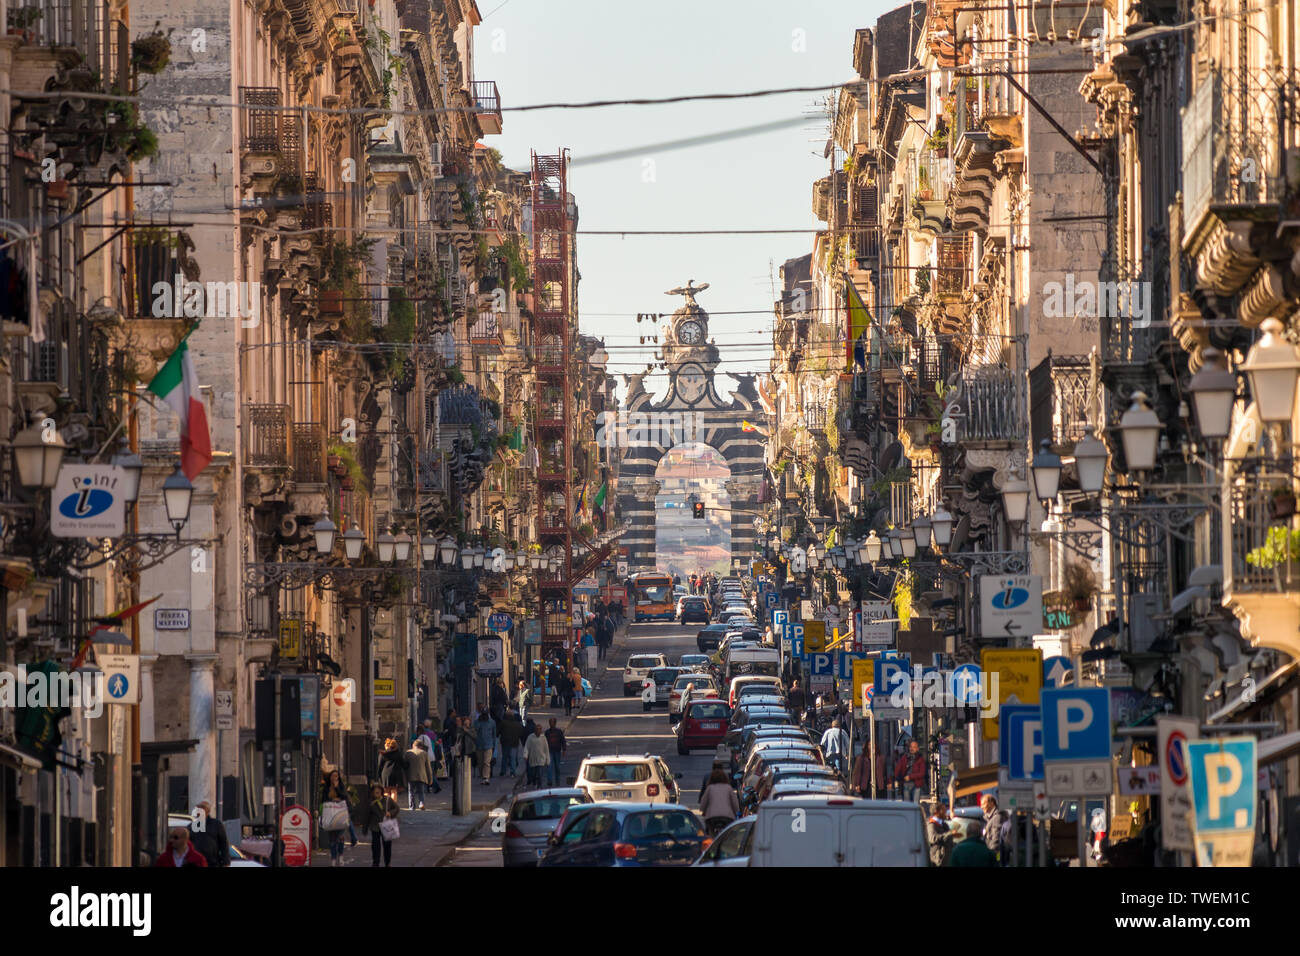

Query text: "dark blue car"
[537, 802, 708, 867]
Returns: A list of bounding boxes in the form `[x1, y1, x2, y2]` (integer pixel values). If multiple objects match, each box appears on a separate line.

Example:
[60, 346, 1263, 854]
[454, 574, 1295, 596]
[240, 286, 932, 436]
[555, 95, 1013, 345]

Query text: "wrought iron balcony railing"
[1029, 353, 1092, 448]
[472, 80, 502, 134]
[1224, 462, 1300, 597]
[293, 422, 326, 483]
[245, 403, 292, 467]
[950, 367, 1026, 444]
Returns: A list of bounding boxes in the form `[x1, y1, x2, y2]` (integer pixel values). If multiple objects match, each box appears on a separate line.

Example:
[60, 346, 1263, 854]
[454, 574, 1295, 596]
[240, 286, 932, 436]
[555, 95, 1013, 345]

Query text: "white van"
[724, 646, 781, 683]
[747, 796, 929, 867]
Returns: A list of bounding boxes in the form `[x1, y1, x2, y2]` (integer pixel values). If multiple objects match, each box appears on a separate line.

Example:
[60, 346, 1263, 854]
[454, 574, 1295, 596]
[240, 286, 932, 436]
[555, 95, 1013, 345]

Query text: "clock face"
[678, 321, 703, 344]
[677, 363, 708, 404]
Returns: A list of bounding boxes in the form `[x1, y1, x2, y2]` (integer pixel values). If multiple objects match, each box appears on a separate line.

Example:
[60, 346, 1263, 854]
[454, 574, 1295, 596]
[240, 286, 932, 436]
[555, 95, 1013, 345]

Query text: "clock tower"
[663, 280, 720, 407]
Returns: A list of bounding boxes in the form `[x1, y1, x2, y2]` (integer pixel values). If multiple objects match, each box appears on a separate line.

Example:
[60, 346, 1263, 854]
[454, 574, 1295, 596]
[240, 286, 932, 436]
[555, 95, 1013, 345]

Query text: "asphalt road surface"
[441, 620, 718, 866]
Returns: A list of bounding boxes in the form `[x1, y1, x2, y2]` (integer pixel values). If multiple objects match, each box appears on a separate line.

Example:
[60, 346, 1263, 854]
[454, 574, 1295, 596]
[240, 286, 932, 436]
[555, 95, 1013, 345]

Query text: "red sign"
[280, 804, 312, 867]
[332, 681, 352, 708]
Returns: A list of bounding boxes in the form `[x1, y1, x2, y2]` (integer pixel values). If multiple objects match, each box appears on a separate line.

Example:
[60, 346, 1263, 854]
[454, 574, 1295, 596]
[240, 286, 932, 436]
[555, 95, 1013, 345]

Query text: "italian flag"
[147, 328, 212, 480]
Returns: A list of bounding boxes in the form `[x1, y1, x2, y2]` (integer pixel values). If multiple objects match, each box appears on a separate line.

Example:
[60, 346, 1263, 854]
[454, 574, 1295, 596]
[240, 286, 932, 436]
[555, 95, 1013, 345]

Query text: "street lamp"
[502, 549, 515, 570]
[807, 543, 821, 569]
[1073, 432, 1108, 494]
[376, 531, 396, 564]
[887, 530, 902, 559]
[900, 531, 917, 559]
[394, 533, 413, 563]
[111, 444, 143, 505]
[1000, 475, 1030, 524]
[1241, 317, 1300, 423]
[864, 530, 882, 563]
[161, 465, 193, 537]
[13, 420, 68, 489]
[1118, 391, 1162, 471]
[549, 556, 561, 572]
[421, 534, 439, 563]
[833, 547, 848, 570]
[515, 549, 528, 568]
[912, 515, 931, 550]
[530, 552, 543, 570]
[461, 547, 475, 570]
[312, 516, 337, 556]
[439, 536, 458, 565]
[1031, 439, 1063, 502]
[1187, 347, 1238, 440]
[343, 524, 365, 561]
[472, 546, 485, 569]
[931, 505, 953, 547]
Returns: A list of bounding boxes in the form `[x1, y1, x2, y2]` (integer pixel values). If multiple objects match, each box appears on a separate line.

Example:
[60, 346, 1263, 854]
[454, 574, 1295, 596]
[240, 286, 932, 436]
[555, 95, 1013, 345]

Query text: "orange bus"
[630, 572, 675, 622]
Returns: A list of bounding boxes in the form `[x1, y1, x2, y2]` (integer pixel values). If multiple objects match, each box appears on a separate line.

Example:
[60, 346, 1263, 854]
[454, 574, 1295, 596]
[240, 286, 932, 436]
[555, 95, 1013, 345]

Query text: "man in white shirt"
[820, 718, 850, 776]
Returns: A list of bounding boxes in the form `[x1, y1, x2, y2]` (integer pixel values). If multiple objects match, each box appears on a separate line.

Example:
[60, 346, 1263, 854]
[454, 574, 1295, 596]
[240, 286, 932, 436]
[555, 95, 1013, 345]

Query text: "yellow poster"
[852, 658, 875, 710]
[804, 620, 826, 652]
[278, 619, 301, 660]
[980, 648, 1042, 739]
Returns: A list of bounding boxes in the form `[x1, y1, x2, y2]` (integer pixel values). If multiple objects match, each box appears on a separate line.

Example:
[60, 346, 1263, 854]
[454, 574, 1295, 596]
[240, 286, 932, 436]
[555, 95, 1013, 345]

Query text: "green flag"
[592, 481, 607, 509]
[508, 423, 524, 451]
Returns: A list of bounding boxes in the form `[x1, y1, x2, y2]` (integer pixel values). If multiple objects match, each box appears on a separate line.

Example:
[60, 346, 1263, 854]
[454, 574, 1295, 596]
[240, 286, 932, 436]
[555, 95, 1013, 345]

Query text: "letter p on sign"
[1204, 752, 1245, 825]
[1056, 698, 1092, 750]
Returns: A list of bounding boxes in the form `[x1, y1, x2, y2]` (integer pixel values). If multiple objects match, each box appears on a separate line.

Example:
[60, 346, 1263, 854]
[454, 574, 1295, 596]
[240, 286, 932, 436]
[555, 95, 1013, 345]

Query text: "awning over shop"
[1209, 660, 1299, 724]
[1259, 730, 1300, 767]
[0, 740, 42, 772]
[953, 762, 998, 798]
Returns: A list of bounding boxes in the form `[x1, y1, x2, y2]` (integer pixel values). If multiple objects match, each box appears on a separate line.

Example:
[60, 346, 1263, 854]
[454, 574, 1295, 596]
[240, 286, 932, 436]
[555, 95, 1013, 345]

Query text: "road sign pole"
[273, 672, 282, 868]
[1077, 794, 1087, 867]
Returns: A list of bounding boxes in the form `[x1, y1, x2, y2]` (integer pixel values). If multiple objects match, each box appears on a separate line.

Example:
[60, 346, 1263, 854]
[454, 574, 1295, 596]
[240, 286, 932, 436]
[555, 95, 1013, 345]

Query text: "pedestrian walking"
[378, 738, 407, 800]
[153, 826, 208, 867]
[927, 803, 955, 867]
[787, 680, 806, 724]
[363, 783, 400, 867]
[474, 706, 498, 783]
[894, 739, 927, 802]
[320, 770, 353, 865]
[403, 738, 433, 809]
[819, 719, 850, 777]
[982, 795, 1007, 863]
[947, 818, 997, 867]
[524, 721, 550, 788]
[498, 707, 524, 776]
[490, 678, 509, 723]
[515, 680, 532, 725]
[187, 801, 229, 867]
[543, 717, 566, 787]
[697, 768, 740, 831]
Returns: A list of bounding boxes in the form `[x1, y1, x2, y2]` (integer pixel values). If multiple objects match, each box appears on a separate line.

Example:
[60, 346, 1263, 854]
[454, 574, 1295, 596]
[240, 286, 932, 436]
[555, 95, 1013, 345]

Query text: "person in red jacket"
[894, 738, 927, 802]
[154, 826, 209, 867]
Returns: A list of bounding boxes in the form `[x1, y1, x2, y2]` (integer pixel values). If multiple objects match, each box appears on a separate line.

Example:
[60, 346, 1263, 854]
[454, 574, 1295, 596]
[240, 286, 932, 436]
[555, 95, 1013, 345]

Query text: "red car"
[676, 699, 732, 754]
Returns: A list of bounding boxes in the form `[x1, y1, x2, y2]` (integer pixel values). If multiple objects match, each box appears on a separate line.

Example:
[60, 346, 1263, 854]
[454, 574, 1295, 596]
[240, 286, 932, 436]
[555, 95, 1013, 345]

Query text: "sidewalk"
[312, 623, 626, 868]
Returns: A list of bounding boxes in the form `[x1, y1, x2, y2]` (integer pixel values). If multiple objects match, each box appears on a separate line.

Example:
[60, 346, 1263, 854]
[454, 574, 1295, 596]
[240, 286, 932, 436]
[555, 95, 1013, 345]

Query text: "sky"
[474, 0, 894, 404]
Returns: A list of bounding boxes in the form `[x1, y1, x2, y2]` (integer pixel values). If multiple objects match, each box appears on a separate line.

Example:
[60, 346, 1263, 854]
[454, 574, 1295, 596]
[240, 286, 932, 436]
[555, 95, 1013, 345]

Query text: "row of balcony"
[244, 405, 329, 482]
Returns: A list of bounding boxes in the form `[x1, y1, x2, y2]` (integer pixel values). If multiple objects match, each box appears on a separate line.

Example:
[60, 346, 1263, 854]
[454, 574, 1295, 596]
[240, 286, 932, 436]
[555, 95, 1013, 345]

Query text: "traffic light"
[693, 502, 705, 520]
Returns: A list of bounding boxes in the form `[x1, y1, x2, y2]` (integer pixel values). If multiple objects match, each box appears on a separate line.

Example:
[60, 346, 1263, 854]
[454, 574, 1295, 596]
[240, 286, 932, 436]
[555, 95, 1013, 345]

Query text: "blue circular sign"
[106, 674, 130, 699]
[487, 612, 513, 633]
[58, 479, 115, 520]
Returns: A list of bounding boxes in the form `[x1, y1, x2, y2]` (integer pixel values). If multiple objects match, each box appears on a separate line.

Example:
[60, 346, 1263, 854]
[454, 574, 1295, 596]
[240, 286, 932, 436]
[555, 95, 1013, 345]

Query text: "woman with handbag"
[320, 769, 352, 866]
[363, 783, 400, 867]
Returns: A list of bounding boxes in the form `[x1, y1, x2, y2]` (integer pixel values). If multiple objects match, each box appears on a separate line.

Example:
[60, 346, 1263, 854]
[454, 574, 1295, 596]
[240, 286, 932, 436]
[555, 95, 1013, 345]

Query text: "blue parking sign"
[1041, 687, 1111, 761]
[837, 651, 867, 680]
[809, 653, 834, 676]
[874, 655, 911, 697]
[1188, 738, 1256, 833]
[1001, 705, 1043, 780]
[772, 610, 787, 632]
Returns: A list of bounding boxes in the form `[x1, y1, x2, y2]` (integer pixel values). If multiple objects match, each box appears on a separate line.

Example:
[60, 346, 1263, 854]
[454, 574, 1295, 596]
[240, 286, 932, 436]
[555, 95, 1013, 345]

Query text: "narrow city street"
[441, 621, 714, 867]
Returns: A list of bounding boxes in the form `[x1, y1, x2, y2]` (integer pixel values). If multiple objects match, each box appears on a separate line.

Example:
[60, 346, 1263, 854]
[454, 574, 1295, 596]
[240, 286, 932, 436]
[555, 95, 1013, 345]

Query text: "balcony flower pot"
[917, 188, 934, 201]
[327, 453, 341, 470]
[1270, 487, 1296, 521]
[340, 477, 354, 491]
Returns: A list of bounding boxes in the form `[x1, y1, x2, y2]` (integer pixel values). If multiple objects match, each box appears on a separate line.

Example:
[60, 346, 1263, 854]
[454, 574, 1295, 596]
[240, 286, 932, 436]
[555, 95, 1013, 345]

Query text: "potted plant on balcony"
[7, 6, 41, 41]
[131, 23, 174, 75]
[916, 165, 933, 201]
[1270, 483, 1296, 521]
[1246, 525, 1300, 591]
[1064, 561, 1098, 612]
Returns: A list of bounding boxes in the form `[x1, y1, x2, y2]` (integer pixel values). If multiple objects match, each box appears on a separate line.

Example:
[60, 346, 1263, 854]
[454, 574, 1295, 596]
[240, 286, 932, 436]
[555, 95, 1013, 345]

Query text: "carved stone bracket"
[963, 447, 1024, 490]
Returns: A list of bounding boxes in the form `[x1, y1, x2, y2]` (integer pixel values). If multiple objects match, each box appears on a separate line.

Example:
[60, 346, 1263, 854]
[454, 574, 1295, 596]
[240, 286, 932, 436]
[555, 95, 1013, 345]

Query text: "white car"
[575, 754, 682, 804]
[668, 673, 719, 723]
[623, 653, 668, 696]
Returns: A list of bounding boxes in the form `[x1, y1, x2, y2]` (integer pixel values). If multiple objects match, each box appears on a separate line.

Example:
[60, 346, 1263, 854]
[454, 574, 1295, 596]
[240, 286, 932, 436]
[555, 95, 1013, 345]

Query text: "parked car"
[692, 816, 754, 867]
[729, 675, 786, 708]
[642, 666, 687, 711]
[675, 699, 732, 754]
[539, 803, 708, 867]
[575, 754, 682, 804]
[696, 623, 730, 653]
[676, 653, 712, 670]
[668, 672, 719, 722]
[677, 595, 711, 624]
[746, 796, 929, 867]
[167, 813, 263, 867]
[740, 748, 825, 791]
[501, 788, 592, 867]
[623, 653, 669, 696]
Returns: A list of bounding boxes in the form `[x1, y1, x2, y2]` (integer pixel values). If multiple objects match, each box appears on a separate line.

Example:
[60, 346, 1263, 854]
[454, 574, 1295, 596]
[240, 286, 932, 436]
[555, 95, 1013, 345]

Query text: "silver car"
[502, 789, 592, 867]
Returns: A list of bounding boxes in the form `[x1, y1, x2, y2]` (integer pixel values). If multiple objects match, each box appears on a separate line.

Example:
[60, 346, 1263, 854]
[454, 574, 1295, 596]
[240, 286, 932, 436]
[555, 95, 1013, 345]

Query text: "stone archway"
[615, 283, 766, 571]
